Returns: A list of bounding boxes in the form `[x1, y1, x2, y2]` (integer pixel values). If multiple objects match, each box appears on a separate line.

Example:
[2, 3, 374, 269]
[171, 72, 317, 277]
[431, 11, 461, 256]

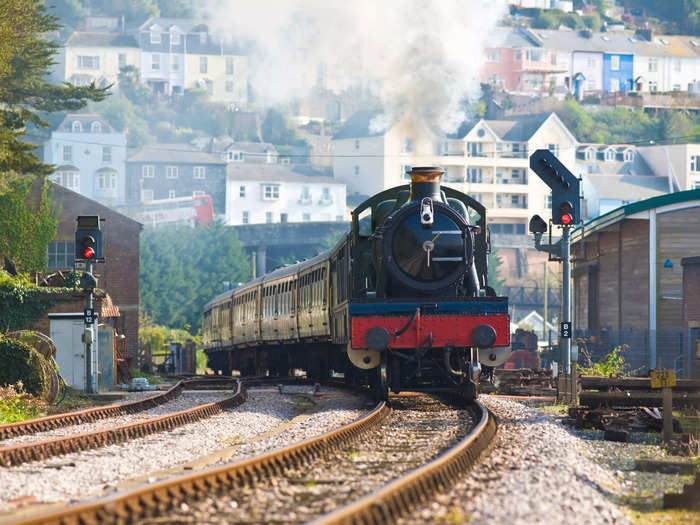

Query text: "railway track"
[0, 380, 185, 441]
[0, 377, 243, 467]
[5, 391, 495, 525]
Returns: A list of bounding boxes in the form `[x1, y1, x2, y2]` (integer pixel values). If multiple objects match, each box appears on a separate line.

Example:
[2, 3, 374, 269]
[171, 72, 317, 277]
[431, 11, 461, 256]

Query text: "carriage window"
[358, 208, 372, 237]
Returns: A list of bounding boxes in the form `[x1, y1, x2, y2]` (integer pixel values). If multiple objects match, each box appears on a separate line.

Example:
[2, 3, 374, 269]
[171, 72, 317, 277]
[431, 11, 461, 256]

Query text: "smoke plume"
[202, 0, 508, 134]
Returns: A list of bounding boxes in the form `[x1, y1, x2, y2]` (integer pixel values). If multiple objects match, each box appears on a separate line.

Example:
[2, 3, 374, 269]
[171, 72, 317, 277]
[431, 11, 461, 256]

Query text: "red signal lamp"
[560, 213, 573, 225]
[83, 247, 96, 259]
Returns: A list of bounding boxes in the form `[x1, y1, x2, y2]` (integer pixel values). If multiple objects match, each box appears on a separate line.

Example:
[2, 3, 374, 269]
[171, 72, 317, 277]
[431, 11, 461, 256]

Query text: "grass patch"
[43, 386, 117, 415]
[0, 383, 45, 423]
[129, 368, 165, 384]
[627, 508, 700, 525]
[536, 403, 569, 417]
[437, 507, 471, 524]
[348, 450, 360, 459]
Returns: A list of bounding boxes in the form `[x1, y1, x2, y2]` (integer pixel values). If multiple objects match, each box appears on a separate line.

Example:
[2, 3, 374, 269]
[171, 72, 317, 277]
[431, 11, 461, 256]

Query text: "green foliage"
[635, 0, 700, 36]
[0, 177, 58, 270]
[0, 270, 73, 331]
[140, 220, 250, 333]
[0, 382, 43, 423]
[578, 345, 627, 377]
[95, 94, 151, 148]
[139, 312, 201, 351]
[262, 109, 296, 145]
[0, 0, 108, 181]
[583, 13, 602, 32]
[0, 337, 48, 396]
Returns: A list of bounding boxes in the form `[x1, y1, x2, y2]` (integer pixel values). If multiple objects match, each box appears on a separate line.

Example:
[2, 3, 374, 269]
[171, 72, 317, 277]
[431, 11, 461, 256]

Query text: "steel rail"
[0, 380, 187, 441]
[310, 402, 496, 525]
[0, 378, 244, 467]
[6, 398, 389, 525]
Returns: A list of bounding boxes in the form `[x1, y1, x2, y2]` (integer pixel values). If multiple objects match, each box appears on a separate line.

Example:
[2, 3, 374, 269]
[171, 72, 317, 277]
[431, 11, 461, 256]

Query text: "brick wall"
[29, 182, 142, 359]
[31, 291, 114, 336]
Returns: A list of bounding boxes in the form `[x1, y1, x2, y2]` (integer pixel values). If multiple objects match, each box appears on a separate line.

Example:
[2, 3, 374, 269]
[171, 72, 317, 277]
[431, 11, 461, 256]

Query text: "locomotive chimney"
[408, 166, 445, 203]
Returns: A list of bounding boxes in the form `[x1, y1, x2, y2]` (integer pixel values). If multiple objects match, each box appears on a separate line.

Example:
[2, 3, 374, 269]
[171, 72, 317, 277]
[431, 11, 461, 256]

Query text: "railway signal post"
[75, 216, 104, 393]
[529, 150, 582, 404]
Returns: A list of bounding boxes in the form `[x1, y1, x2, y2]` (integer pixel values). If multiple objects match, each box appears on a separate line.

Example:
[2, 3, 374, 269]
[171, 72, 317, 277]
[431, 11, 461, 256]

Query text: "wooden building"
[571, 190, 700, 377]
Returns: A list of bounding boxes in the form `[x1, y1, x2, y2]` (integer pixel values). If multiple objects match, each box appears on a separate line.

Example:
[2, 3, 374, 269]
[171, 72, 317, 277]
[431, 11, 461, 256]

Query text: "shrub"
[0, 337, 48, 396]
[578, 345, 627, 376]
[0, 383, 44, 423]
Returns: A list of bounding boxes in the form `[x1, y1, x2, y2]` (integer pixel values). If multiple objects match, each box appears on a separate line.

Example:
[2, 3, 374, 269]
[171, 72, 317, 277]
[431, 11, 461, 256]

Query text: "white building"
[55, 32, 140, 88]
[226, 165, 346, 225]
[638, 144, 700, 191]
[333, 111, 577, 234]
[44, 114, 127, 207]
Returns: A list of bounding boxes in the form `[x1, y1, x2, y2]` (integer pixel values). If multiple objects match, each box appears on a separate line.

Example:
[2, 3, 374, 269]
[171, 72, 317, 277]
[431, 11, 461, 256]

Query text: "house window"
[514, 50, 522, 61]
[586, 57, 596, 68]
[142, 165, 155, 178]
[545, 195, 552, 209]
[547, 144, 559, 156]
[171, 30, 181, 45]
[673, 84, 681, 91]
[322, 187, 330, 200]
[610, 55, 620, 71]
[47, 241, 75, 269]
[511, 168, 520, 179]
[262, 184, 279, 200]
[605, 149, 615, 161]
[690, 156, 700, 172]
[168, 189, 176, 199]
[674, 59, 682, 72]
[193, 190, 205, 197]
[526, 48, 544, 62]
[511, 195, 519, 205]
[63, 145, 72, 162]
[118, 53, 126, 68]
[171, 55, 179, 71]
[193, 166, 206, 179]
[487, 49, 500, 62]
[402, 139, 414, 153]
[610, 78, 619, 92]
[354, 165, 359, 176]
[623, 149, 634, 162]
[72, 121, 82, 133]
[77, 56, 99, 69]
[242, 211, 249, 224]
[141, 189, 154, 201]
[468, 168, 482, 183]
[152, 53, 160, 71]
[648, 58, 658, 72]
[280, 213, 288, 223]
[265, 211, 273, 223]
[97, 171, 116, 190]
[226, 57, 234, 75]
[150, 29, 161, 44]
[300, 186, 311, 201]
[91, 121, 102, 133]
[303, 213, 311, 221]
[649, 81, 658, 92]
[166, 166, 179, 179]
[54, 170, 80, 191]
[239, 185, 246, 197]
[585, 148, 595, 161]
[199, 32, 207, 44]
[200, 56, 208, 74]
[225, 81, 234, 93]
[354, 140, 360, 150]
[102, 146, 111, 162]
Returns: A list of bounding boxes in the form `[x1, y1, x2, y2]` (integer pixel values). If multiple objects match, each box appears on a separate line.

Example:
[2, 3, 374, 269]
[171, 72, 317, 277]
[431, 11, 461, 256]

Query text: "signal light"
[560, 213, 573, 225]
[558, 201, 574, 226]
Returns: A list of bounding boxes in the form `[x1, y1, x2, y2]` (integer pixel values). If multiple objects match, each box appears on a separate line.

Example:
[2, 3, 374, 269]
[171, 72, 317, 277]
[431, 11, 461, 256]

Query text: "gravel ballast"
[0, 391, 231, 446]
[0, 386, 366, 511]
[399, 396, 695, 525]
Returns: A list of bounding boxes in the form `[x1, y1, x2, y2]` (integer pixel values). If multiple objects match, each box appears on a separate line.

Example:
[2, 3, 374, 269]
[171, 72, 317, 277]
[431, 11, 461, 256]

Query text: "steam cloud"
[203, 0, 508, 134]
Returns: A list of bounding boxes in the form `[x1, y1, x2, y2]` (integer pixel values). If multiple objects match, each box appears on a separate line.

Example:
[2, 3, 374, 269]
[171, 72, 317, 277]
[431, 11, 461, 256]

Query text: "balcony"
[465, 149, 528, 159]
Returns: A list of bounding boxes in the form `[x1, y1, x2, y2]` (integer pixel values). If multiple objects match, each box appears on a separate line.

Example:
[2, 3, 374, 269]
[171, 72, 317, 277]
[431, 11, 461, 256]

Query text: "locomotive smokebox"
[407, 166, 445, 203]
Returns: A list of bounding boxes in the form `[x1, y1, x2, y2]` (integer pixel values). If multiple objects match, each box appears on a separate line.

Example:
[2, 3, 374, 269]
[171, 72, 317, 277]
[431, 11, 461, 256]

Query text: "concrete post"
[256, 246, 267, 276]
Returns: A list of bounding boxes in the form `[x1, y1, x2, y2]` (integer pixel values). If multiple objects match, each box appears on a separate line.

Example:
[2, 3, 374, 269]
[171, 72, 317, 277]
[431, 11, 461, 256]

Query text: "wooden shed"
[571, 189, 700, 377]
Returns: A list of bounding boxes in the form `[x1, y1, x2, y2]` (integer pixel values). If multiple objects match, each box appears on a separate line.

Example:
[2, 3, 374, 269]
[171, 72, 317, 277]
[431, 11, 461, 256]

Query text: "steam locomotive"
[202, 167, 510, 400]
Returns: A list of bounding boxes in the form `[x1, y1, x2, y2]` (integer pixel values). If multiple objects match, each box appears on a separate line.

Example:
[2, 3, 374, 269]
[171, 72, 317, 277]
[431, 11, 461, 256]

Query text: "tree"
[0, 0, 108, 182]
[582, 13, 602, 32]
[531, 12, 559, 29]
[140, 221, 250, 332]
[262, 109, 295, 145]
[487, 249, 506, 296]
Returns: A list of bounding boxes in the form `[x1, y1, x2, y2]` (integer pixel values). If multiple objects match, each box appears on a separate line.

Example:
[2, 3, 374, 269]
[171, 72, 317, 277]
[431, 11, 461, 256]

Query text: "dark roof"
[333, 110, 386, 140]
[576, 145, 654, 176]
[139, 18, 207, 34]
[586, 174, 669, 200]
[226, 164, 341, 184]
[56, 114, 116, 133]
[127, 144, 225, 164]
[49, 182, 142, 228]
[454, 113, 552, 141]
[66, 32, 139, 48]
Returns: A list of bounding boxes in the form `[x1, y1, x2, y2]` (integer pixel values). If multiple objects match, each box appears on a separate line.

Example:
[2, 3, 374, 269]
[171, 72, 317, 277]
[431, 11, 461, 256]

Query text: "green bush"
[0, 337, 48, 396]
[0, 383, 43, 423]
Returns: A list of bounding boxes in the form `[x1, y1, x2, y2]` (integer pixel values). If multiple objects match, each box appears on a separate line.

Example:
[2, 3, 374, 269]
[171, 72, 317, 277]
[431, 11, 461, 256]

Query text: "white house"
[332, 110, 577, 235]
[226, 165, 346, 225]
[638, 143, 700, 191]
[44, 114, 127, 207]
[56, 32, 140, 88]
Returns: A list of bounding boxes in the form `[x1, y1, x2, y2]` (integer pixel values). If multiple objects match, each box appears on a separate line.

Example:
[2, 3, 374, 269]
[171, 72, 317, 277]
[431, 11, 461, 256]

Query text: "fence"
[573, 328, 698, 379]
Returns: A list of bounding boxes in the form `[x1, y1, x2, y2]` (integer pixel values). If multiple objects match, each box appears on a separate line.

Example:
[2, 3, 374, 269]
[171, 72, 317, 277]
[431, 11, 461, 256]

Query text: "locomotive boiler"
[202, 167, 510, 400]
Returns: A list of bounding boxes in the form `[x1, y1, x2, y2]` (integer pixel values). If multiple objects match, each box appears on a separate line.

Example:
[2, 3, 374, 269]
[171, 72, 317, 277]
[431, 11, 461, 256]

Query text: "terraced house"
[138, 17, 248, 106]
